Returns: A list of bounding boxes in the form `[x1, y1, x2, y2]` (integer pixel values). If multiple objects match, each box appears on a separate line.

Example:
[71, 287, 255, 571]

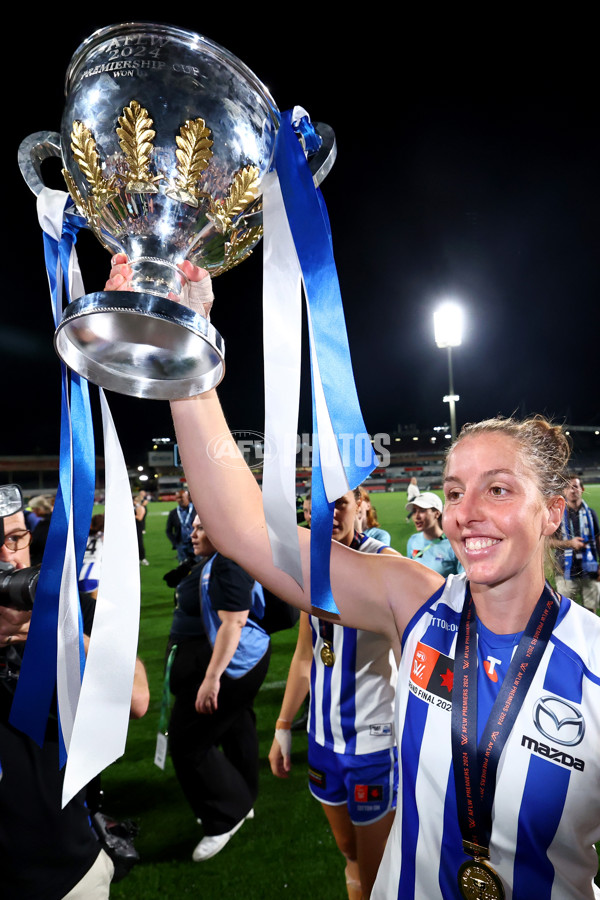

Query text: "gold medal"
[458, 859, 505, 900]
[320, 641, 335, 667]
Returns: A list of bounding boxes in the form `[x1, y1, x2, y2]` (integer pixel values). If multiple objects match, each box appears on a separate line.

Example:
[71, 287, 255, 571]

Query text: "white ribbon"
[62, 391, 140, 805]
[261, 168, 351, 585]
[261, 172, 304, 585]
[305, 301, 350, 502]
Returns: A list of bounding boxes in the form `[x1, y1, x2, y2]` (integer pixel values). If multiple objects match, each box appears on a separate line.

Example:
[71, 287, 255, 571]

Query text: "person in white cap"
[406, 492, 462, 577]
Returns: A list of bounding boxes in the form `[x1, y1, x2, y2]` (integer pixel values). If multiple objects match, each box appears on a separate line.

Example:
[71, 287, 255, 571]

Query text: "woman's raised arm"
[106, 255, 441, 639]
[170, 391, 442, 642]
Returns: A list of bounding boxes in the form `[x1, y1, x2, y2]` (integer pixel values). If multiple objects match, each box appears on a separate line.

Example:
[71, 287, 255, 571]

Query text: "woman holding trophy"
[17, 15, 600, 898]
[106, 254, 600, 900]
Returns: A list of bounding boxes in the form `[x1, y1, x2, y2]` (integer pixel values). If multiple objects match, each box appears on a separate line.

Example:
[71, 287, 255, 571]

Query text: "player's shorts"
[307, 736, 398, 825]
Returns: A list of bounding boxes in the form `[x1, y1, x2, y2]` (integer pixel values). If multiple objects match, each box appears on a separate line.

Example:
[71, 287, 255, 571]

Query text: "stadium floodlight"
[433, 302, 463, 348]
[434, 302, 463, 441]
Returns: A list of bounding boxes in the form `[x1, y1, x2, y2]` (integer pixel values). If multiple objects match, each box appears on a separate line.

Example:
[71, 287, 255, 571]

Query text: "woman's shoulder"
[553, 598, 600, 681]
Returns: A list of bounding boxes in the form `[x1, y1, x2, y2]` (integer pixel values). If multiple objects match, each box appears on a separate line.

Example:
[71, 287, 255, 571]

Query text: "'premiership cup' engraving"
[81, 61, 168, 80]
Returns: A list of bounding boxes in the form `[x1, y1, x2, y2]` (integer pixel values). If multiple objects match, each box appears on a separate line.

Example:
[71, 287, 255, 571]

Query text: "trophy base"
[54, 291, 225, 400]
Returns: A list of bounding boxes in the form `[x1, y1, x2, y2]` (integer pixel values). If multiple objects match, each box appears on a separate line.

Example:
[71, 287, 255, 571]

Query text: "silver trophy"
[19, 23, 335, 399]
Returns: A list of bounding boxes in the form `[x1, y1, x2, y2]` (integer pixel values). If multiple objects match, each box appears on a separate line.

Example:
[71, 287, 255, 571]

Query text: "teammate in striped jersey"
[269, 489, 400, 900]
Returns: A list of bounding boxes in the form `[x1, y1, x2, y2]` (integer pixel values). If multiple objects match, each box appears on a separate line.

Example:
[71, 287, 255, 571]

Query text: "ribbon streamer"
[261, 171, 303, 586]
[262, 108, 376, 613]
[11, 188, 140, 806]
[11, 190, 89, 749]
[62, 389, 140, 805]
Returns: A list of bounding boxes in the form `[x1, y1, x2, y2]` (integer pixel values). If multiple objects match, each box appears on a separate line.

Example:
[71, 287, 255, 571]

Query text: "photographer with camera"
[0, 484, 149, 899]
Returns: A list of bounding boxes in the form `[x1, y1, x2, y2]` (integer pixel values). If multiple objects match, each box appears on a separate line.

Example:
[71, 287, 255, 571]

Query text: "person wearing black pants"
[169, 637, 270, 834]
[166, 517, 270, 861]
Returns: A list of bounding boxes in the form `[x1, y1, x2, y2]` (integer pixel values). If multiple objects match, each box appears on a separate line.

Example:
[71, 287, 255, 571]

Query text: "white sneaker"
[140, 559, 150, 566]
[192, 809, 254, 862]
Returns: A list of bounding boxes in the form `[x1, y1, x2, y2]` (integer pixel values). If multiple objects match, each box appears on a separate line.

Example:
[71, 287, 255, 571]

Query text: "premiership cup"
[19, 23, 335, 399]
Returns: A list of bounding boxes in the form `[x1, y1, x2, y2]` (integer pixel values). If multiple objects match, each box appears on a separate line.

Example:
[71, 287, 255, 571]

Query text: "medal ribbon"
[318, 618, 334, 645]
[451, 583, 559, 855]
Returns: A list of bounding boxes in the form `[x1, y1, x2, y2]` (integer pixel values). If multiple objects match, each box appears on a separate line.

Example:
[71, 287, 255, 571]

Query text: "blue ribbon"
[274, 110, 376, 613]
[10, 200, 94, 753]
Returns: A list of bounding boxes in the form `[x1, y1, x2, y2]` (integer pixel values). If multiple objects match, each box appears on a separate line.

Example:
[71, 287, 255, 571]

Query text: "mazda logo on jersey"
[533, 695, 585, 747]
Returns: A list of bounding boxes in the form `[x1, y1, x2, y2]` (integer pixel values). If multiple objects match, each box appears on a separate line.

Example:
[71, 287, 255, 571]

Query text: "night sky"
[5, 13, 600, 465]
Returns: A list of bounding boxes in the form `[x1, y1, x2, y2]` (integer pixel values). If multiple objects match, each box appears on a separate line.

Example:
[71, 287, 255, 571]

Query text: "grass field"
[102, 486, 600, 898]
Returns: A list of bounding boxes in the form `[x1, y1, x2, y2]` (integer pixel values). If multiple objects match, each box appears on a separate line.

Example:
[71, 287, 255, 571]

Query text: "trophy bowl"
[19, 23, 335, 399]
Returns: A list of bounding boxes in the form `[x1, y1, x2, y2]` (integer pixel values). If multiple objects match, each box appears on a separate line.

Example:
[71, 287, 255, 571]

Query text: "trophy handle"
[242, 121, 337, 228]
[310, 122, 337, 187]
[18, 131, 62, 196]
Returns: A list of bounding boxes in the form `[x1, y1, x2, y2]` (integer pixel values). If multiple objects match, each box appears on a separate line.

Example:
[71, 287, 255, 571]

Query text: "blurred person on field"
[166, 488, 196, 563]
[78, 514, 105, 598]
[552, 474, 600, 612]
[302, 492, 312, 527]
[356, 486, 391, 546]
[133, 492, 149, 566]
[406, 476, 419, 505]
[406, 492, 463, 577]
[166, 516, 270, 862]
[28, 494, 54, 566]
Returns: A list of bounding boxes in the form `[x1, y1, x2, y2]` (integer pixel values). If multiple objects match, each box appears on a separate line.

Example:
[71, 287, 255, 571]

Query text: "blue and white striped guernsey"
[309, 534, 398, 755]
[372, 573, 600, 900]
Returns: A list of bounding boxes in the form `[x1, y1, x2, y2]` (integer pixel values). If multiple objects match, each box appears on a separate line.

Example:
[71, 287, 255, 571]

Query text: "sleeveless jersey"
[309, 533, 398, 755]
[372, 573, 600, 900]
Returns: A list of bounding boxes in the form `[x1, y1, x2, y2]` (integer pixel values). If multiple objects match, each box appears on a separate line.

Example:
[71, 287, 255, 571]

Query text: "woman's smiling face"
[442, 432, 561, 591]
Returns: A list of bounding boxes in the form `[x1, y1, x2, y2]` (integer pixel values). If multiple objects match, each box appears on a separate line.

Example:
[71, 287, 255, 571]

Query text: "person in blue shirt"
[406, 492, 462, 577]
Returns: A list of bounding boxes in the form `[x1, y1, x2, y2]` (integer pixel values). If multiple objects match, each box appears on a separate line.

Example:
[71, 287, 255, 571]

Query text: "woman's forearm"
[171, 392, 313, 611]
[275, 614, 312, 724]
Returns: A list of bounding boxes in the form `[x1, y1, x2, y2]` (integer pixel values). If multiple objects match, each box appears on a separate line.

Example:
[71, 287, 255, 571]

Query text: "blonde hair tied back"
[446, 415, 571, 498]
